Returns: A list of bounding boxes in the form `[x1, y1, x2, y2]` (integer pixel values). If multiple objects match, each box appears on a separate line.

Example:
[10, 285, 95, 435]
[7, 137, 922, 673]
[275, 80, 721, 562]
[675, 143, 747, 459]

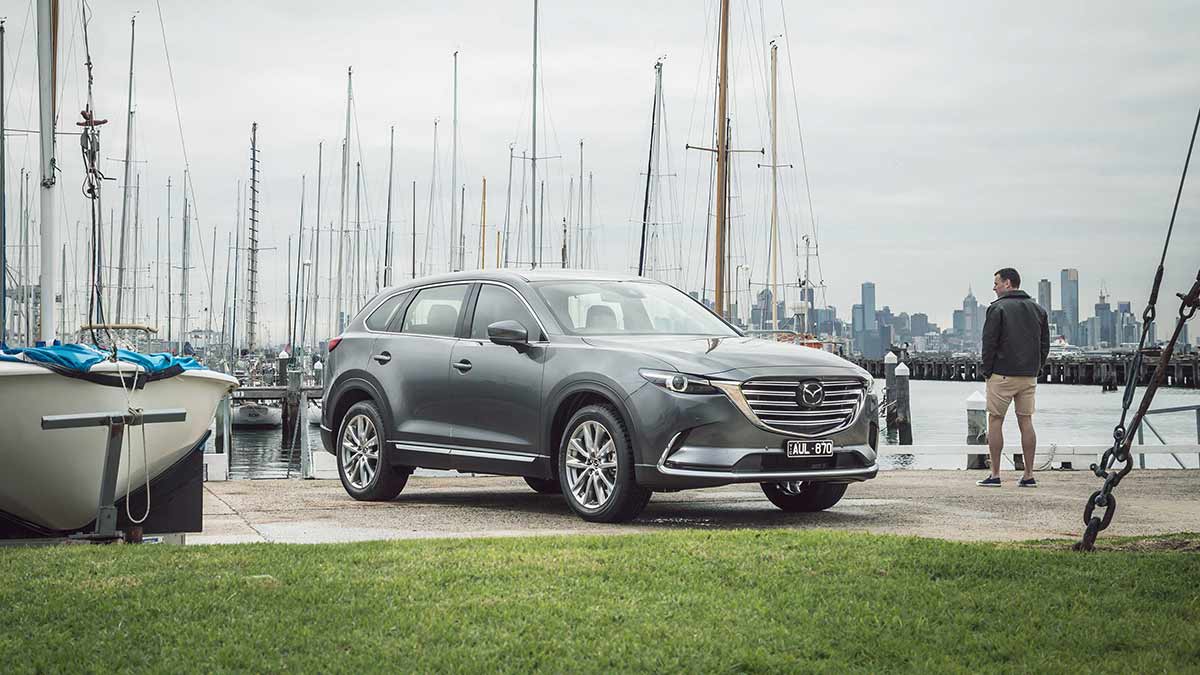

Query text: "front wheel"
[558, 405, 651, 523]
[760, 481, 847, 512]
[337, 401, 410, 501]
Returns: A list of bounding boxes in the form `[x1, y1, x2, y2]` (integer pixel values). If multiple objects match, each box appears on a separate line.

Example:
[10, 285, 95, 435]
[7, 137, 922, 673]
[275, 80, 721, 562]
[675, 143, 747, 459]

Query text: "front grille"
[740, 377, 865, 437]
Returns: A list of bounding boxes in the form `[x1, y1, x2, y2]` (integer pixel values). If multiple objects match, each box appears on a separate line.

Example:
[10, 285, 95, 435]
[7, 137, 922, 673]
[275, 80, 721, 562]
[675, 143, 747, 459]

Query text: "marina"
[1, 1, 1199, 672]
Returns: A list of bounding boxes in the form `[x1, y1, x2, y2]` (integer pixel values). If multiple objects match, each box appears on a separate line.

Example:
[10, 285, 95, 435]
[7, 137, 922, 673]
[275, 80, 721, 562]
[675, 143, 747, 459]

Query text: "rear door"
[367, 282, 472, 469]
[448, 282, 548, 474]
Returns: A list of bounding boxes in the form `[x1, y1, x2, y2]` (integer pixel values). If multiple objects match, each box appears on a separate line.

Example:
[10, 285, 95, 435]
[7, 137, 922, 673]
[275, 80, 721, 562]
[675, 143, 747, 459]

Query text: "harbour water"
[212, 381, 1200, 479]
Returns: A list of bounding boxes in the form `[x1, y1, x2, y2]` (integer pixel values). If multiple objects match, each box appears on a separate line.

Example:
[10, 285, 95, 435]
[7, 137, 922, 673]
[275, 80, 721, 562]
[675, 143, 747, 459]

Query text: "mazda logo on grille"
[797, 380, 825, 409]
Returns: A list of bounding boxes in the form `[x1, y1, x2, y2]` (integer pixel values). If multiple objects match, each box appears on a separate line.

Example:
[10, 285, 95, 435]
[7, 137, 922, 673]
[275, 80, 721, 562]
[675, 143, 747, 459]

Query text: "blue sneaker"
[976, 476, 1001, 487]
[1018, 477, 1037, 488]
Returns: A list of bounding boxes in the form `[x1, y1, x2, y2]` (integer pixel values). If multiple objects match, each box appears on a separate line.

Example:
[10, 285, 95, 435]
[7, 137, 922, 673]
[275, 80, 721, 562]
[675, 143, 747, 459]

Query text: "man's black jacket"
[981, 290, 1050, 378]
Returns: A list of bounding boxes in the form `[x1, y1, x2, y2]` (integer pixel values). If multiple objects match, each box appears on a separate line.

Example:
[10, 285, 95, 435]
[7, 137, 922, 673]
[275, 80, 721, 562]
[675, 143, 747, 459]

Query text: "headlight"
[639, 369, 720, 395]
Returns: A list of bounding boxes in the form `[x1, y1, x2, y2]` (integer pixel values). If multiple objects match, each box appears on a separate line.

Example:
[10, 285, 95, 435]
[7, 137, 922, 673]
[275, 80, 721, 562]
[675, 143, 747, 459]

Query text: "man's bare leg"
[987, 413, 1005, 479]
[1017, 415, 1036, 480]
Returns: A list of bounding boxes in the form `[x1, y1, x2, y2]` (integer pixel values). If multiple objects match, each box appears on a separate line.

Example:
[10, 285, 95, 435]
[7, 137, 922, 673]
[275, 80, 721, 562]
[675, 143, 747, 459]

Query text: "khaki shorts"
[986, 375, 1036, 418]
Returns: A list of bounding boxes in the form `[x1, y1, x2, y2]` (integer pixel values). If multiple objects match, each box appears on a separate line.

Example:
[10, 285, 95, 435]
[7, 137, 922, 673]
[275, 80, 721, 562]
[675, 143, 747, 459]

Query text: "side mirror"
[487, 320, 529, 348]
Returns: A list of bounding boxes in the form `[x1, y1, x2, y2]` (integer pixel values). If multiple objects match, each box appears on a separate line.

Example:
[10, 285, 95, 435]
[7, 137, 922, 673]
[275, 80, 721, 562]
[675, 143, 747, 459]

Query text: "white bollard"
[966, 390, 988, 470]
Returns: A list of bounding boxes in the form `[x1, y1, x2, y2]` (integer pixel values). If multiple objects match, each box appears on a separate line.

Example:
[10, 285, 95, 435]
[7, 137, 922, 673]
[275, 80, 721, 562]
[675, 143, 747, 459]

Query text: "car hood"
[581, 335, 870, 380]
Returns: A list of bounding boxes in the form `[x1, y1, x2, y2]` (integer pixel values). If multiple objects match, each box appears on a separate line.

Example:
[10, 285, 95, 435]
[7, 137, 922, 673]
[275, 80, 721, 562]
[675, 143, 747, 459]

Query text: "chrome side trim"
[320, 424, 333, 433]
[656, 434, 876, 481]
[391, 442, 538, 463]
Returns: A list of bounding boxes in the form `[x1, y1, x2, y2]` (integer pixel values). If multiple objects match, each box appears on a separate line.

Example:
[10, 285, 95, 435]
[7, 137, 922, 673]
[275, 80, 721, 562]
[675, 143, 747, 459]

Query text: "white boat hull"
[232, 403, 283, 429]
[308, 400, 323, 426]
[0, 362, 237, 532]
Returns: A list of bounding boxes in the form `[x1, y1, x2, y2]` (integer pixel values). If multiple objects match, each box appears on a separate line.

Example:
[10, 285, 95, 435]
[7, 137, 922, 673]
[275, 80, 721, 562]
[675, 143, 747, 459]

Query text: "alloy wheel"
[564, 420, 618, 510]
[340, 413, 379, 490]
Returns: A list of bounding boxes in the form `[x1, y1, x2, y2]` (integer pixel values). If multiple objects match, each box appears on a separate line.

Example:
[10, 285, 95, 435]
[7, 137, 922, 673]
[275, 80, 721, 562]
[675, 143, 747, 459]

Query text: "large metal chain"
[1075, 106, 1199, 552]
[1076, 272, 1200, 551]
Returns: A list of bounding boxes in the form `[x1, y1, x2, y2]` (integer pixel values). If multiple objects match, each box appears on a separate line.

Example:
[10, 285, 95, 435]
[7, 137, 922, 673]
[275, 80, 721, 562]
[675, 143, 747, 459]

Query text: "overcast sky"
[3, 0, 1198, 344]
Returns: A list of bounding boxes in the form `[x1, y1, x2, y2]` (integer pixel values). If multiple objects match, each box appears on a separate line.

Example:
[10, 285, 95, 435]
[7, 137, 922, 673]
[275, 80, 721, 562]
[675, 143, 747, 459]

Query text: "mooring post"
[966, 390, 988, 469]
[282, 367, 302, 450]
[215, 395, 232, 454]
[884, 351, 898, 430]
[894, 361, 912, 445]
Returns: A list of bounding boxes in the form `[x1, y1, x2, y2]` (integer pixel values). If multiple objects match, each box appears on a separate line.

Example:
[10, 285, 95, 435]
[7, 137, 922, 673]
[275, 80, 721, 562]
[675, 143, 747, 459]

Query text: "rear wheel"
[337, 401, 410, 501]
[760, 481, 847, 512]
[523, 476, 561, 494]
[558, 405, 651, 523]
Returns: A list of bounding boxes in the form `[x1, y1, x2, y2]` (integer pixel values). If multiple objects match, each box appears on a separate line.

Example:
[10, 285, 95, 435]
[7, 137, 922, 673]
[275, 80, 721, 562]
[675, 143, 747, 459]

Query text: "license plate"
[786, 440, 834, 458]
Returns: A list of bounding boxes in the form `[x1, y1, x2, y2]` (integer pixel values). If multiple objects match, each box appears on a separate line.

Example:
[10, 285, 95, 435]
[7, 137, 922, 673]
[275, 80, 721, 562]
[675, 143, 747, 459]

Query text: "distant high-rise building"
[1094, 292, 1115, 346]
[1117, 300, 1132, 314]
[861, 282, 877, 331]
[910, 313, 931, 337]
[1038, 279, 1052, 313]
[1061, 269, 1080, 344]
[851, 303, 865, 353]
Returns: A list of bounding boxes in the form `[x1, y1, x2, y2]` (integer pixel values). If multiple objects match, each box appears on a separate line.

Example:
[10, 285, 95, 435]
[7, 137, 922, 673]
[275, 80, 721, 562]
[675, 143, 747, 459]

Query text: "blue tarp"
[0, 343, 206, 374]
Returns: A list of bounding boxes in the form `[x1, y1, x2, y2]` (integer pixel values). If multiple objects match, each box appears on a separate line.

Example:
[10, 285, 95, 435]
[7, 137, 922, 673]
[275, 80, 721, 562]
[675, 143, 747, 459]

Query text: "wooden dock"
[854, 353, 1200, 388]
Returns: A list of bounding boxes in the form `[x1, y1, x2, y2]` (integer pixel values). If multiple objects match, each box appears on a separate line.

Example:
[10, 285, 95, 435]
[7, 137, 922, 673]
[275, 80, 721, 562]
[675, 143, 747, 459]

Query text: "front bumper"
[627, 381, 879, 490]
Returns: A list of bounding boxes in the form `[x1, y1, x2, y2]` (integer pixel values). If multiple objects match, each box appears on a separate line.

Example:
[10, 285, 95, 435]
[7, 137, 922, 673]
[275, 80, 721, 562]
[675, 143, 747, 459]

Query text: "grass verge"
[1, 530, 1198, 673]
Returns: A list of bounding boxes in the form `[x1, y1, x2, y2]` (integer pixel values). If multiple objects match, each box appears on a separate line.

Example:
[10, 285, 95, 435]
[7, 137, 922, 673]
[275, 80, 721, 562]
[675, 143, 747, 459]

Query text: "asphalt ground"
[193, 469, 1200, 544]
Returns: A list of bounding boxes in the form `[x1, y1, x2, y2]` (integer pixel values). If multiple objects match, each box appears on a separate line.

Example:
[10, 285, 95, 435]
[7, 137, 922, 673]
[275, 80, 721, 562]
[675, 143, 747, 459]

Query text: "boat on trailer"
[0, 348, 236, 534]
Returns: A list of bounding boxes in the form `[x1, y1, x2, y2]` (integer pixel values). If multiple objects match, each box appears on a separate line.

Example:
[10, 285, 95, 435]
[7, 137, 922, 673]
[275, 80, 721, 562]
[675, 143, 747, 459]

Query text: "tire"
[524, 476, 562, 494]
[337, 400, 410, 501]
[558, 404, 651, 523]
[760, 481, 848, 512]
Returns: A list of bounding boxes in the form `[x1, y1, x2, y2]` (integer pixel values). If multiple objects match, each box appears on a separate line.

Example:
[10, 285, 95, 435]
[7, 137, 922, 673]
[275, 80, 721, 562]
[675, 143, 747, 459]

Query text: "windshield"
[533, 280, 739, 337]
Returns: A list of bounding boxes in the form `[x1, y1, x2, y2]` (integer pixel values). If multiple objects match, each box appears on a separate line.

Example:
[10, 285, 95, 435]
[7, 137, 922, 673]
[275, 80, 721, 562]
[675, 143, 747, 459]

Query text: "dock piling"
[966, 391, 988, 470]
[894, 362, 913, 445]
[282, 368, 302, 450]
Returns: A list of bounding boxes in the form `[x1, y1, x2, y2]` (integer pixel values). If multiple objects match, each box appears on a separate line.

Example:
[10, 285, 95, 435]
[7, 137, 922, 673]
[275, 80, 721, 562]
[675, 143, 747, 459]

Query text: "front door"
[367, 283, 472, 469]
[448, 283, 547, 474]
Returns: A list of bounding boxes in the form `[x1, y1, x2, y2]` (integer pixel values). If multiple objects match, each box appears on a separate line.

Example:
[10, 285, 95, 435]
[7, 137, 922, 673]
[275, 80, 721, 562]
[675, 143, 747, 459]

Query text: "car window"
[399, 284, 470, 337]
[364, 292, 409, 331]
[534, 280, 738, 336]
[470, 285, 540, 340]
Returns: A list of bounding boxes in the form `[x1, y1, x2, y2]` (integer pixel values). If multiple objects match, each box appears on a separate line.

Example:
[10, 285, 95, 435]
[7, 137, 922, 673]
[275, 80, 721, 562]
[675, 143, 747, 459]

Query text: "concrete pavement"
[192, 470, 1200, 545]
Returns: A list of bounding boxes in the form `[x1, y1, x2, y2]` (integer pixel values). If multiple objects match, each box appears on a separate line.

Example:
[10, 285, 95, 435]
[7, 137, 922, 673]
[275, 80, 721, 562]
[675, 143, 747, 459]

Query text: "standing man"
[977, 268, 1049, 487]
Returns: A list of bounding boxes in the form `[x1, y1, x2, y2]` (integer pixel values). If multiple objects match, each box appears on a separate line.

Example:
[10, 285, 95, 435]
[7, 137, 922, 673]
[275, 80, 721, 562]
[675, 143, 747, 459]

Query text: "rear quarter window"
[364, 292, 409, 331]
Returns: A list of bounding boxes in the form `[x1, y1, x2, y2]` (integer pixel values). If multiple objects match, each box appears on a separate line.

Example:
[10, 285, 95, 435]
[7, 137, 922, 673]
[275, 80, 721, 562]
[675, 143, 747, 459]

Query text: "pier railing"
[855, 353, 1199, 388]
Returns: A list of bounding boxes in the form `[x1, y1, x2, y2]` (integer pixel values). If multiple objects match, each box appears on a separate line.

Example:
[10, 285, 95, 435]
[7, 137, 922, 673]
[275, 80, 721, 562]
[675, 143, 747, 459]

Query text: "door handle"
[452, 359, 473, 373]
[372, 351, 392, 365]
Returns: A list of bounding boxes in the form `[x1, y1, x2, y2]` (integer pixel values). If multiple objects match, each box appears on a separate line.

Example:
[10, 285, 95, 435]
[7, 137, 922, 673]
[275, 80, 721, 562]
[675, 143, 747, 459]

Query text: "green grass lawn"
[1, 530, 1198, 673]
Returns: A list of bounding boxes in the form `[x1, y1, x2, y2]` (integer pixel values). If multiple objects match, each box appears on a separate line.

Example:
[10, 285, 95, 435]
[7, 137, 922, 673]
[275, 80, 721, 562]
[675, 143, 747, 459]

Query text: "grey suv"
[321, 270, 878, 522]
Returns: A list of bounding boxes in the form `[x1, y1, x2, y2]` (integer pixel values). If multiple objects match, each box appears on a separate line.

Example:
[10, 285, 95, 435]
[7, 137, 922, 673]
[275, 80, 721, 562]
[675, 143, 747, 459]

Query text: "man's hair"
[995, 268, 1021, 289]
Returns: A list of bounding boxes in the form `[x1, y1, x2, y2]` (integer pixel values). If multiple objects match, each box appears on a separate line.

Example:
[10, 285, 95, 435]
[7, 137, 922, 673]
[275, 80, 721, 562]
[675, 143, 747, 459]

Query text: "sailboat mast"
[769, 42, 779, 330]
[450, 51, 460, 271]
[384, 126, 394, 286]
[411, 180, 417, 279]
[180, 185, 190, 354]
[577, 140, 584, 266]
[501, 142, 511, 266]
[292, 175, 306, 350]
[639, 60, 662, 277]
[313, 142, 322, 344]
[247, 123, 260, 352]
[1, 19, 9, 344]
[478, 177, 486, 269]
[115, 16, 136, 324]
[713, 0, 731, 319]
[335, 66, 352, 333]
[36, 0, 58, 344]
[530, 0, 539, 270]
[166, 177, 173, 347]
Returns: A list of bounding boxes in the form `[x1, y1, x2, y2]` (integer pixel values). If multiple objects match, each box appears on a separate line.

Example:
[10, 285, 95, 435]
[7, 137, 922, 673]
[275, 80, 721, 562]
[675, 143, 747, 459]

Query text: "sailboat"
[0, 0, 236, 537]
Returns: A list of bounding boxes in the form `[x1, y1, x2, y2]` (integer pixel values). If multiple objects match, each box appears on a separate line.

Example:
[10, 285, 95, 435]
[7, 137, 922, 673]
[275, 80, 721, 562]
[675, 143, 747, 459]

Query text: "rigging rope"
[1075, 105, 1200, 552]
[76, 0, 113, 348]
